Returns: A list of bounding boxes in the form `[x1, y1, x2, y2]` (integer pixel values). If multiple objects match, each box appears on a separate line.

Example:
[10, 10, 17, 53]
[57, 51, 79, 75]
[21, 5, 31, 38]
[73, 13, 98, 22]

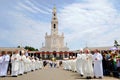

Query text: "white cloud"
[58, 0, 120, 50]
[24, 0, 50, 14]
[3, 11, 50, 49]
[18, 2, 37, 13]
[16, 0, 50, 14]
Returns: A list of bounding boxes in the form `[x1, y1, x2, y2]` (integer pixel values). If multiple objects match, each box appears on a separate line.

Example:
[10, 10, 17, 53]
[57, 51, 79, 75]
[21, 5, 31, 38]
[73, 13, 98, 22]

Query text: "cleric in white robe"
[18, 50, 26, 75]
[81, 52, 87, 77]
[76, 50, 83, 76]
[93, 49, 103, 78]
[39, 59, 43, 69]
[31, 56, 36, 71]
[84, 49, 94, 79]
[76, 53, 80, 72]
[71, 57, 77, 72]
[0, 53, 3, 76]
[62, 60, 67, 70]
[26, 56, 32, 72]
[11, 50, 21, 77]
[1, 51, 10, 77]
[24, 56, 30, 73]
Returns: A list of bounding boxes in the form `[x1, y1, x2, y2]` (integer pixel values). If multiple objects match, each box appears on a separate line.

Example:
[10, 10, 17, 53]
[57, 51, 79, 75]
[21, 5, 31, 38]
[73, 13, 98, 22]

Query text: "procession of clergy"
[0, 50, 43, 77]
[63, 49, 103, 79]
[0, 49, 103, 79]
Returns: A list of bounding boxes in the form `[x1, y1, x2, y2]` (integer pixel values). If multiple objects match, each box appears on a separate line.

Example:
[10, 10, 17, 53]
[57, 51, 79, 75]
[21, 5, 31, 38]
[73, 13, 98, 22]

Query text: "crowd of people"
[102, 50, 120, 77]
[0, 50, 43, 77]
[62, 49, 120, 79]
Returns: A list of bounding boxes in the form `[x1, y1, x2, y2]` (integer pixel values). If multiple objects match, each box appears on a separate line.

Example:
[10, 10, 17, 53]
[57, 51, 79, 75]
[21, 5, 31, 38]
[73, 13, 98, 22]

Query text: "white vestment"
[28, 57, 32, 72]
[69, 60, 72, 70]
[82, 54, 87, 75]
[62, 60, 66, 70]
[84, 54, 94, 77]
[76, 54, 85, 75]
[76, 54, 82, 74]
[39, 60, 43, 69]
[24, 57, 31, 72]
[31, 59, 35, 71]
[1, 54, 10, 76]
[11, 53, 20, 76]
[93, 53, 103, 78]
[71, 59, 77, 72]
[18, 55, 26, 74]
[35, 60, 38, 70]
[36, 59, 40, 69]
[67, 60, 71, 70]
[0, 56, 3, 76]
[63, 60, 70, 70]
[36, 58, 42, 69]
[56, 61, 59, 68]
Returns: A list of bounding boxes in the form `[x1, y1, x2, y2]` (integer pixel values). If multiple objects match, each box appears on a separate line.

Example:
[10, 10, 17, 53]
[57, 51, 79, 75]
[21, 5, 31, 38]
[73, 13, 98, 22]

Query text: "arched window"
[54, 24, 56, 29]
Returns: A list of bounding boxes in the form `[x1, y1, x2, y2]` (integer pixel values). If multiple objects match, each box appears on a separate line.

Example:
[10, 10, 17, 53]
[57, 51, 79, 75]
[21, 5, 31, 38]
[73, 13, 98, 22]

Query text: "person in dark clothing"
[7, 59, 12, 75]
[54, 63, 56, 68]
[7, 53, 12, 75]
[59, 61, 62, 67]
[102, 54, 107, 76]
[102, 51, 111, 76]
[43, 61, 47, 67]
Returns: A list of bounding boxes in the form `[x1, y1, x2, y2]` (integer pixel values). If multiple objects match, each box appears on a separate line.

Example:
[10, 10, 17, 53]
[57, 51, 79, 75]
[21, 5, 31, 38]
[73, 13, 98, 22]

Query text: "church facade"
[40, 7, 69, 52]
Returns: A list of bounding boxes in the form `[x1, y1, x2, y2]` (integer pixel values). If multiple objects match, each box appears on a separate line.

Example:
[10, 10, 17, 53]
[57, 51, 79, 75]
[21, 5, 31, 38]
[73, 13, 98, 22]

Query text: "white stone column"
[67, 53, 69, 58]
[40, 53, 42, 58]
[57, 53, 59, 58]
[63, 53, 65, 58]
[44, 53, 47, 59]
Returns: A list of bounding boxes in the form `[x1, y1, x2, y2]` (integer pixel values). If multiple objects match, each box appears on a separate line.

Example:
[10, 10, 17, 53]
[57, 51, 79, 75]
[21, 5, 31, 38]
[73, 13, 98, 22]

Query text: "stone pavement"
[0, 66, 119, 80]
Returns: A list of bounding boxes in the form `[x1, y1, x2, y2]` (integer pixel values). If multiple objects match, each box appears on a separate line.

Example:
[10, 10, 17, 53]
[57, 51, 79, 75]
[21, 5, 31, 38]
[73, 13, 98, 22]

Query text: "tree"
[114, 40, 120, 47]
[17, 45, 21, 48]
[24, 46, 39, 51]
[36, 49, 39, 51]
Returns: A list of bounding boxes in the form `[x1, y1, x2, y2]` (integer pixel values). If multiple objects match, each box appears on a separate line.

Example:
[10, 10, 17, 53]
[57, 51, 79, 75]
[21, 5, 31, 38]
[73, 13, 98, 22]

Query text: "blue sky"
[0, 0, 120, 50]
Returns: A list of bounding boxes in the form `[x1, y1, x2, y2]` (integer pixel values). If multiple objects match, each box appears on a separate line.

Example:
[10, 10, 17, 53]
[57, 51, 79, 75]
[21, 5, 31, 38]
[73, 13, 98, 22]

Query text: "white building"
[0, 47, 25, 54]
[40, 7, 69, 52]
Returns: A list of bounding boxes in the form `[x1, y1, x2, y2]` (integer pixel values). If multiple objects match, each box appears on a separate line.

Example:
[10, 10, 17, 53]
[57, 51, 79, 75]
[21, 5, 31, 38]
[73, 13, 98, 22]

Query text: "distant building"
[0, 47, 25, 54]
[83, 46, 120, 51]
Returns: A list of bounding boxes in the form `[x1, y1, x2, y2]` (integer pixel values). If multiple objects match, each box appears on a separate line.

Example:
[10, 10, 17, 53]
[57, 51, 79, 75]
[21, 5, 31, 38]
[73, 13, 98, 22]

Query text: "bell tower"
[51, 6, 58, 35]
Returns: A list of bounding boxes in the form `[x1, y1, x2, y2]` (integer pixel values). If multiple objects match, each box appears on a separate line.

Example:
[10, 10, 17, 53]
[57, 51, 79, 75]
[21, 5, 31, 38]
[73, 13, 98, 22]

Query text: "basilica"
[40, 7, 69, 52]
[38, 7, 69, 59]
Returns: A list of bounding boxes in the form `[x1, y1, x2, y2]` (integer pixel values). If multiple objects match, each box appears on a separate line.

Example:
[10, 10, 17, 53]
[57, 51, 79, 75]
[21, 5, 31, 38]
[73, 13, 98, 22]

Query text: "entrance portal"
[53, 51, 56, 57]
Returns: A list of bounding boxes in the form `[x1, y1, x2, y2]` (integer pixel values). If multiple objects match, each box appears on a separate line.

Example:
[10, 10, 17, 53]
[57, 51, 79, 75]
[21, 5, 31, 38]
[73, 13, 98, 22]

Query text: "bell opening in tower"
[54, 24, 56, 29]
[54, 13, 56, 16]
